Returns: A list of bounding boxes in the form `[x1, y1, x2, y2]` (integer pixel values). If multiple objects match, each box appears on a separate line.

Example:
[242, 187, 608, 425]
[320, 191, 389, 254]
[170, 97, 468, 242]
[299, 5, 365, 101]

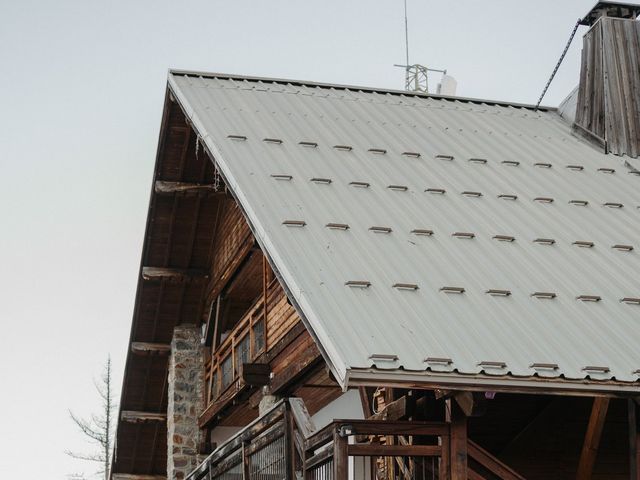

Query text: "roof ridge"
[168, 69, 557, 112]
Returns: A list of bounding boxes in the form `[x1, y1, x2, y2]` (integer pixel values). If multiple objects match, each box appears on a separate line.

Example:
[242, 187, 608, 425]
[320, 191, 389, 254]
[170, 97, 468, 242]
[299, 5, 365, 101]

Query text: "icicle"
[213, 157, 221, 192]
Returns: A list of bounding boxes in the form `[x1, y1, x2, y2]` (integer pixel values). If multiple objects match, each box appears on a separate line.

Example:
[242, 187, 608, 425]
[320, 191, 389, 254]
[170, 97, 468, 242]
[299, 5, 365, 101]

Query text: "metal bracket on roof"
[493, 235, 515, 242]
[345, 280, 371, 288]
[393, 283, 419, 291]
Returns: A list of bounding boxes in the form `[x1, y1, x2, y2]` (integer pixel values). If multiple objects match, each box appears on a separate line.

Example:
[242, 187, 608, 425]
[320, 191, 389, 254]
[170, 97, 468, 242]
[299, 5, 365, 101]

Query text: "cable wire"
[535, 19, 581, 111]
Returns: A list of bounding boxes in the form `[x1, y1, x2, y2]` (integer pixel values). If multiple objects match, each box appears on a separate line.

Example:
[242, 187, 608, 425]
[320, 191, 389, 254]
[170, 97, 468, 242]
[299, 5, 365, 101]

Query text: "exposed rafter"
[154, 180, 226, 196]
[120, 411, 167, 424]
[130, 342, 171, 356]
[141, 266, 209, 283]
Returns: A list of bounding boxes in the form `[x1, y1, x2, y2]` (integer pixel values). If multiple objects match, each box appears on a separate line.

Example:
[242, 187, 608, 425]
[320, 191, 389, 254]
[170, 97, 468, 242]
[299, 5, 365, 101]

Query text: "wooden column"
[333, 428, 349, 480]
[448, 400, 468, 480]
[576, 397, 610, 480]
[629, 399, 639, 480]
[242, 441, 250, 480]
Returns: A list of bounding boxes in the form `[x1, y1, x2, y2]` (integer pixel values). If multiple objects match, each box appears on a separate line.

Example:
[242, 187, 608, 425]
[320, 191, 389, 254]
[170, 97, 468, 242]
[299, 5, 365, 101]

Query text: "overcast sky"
[0, 0, 598, 478]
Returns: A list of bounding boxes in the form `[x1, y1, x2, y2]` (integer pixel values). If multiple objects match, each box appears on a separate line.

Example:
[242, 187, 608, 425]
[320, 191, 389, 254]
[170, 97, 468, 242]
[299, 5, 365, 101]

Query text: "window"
[235, 334, 250, 376]
[210, 370, 219, 400]
[252, 319, 265, 355]
[221, 355, 233, 390]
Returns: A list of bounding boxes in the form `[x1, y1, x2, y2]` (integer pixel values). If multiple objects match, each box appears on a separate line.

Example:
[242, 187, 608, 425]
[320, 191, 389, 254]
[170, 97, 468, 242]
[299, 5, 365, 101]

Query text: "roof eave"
[346, 368, 640, 397]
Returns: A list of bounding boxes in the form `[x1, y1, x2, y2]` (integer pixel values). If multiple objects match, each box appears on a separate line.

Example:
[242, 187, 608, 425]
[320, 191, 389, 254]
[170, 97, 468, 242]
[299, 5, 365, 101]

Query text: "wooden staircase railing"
[186, 397, 526, 480]
[468, 440, 526, 480]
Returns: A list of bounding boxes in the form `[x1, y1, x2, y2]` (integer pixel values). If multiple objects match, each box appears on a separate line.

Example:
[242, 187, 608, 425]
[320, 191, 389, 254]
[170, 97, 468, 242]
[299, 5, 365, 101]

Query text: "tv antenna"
[394, 0, 449, 94]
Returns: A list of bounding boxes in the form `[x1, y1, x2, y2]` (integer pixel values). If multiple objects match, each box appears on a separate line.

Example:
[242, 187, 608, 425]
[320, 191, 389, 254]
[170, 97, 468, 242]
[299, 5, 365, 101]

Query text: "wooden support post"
[440, 429, 451, 480]
[333, 427, 349, 480]
[284, 408, 295, 480]
[576, 397, 610, 480]
[448, 400, 468, 480]
[629, 399, 639, 480]
[242, 441, 250, 480]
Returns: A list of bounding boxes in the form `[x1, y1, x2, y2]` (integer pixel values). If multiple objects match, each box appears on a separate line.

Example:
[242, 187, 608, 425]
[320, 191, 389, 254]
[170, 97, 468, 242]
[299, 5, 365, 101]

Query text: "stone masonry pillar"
[167, 324, 204, 480]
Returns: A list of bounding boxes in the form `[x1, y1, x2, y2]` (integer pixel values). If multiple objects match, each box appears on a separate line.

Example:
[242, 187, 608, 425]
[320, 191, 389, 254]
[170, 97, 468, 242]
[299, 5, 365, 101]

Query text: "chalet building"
[111, 3, 640, 479]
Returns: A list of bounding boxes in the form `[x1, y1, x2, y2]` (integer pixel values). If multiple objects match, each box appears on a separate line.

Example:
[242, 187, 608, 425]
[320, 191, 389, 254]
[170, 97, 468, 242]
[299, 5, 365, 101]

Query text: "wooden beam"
[576, 397, 610, 480]
[368, 394, 415, 421]
[289, 397, 316, 439]
[154, 180, 225, 196]
[628, 399, 639, 480]
[448, 400, 468, 480]
[453, 391, 487, 417]
[468, 440, 526, 480]
[347, 444, 441, 457]
[120, 411, 167, 424]
[130, 342, 171, 356]
[141, 266, 209, 283]
[112, 475, 167, 480]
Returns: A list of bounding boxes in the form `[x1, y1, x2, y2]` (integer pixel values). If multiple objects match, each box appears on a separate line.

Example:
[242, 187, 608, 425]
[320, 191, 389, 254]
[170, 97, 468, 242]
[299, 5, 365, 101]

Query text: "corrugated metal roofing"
[169, 71, 640, 394]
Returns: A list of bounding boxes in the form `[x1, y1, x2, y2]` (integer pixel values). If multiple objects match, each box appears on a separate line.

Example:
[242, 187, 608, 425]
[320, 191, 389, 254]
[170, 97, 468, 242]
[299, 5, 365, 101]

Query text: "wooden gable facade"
[111, 87, 640, 480]
[112, 92, 345, 479]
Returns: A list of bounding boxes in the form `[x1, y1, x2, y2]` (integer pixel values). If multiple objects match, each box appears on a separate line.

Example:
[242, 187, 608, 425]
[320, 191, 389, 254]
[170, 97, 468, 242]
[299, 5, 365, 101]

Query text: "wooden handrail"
[468, 440, 526, 480]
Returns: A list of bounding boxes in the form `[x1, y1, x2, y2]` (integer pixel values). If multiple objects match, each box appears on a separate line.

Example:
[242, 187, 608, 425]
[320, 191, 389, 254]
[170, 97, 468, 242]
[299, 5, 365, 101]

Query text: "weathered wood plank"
[289, 397, 316, 439]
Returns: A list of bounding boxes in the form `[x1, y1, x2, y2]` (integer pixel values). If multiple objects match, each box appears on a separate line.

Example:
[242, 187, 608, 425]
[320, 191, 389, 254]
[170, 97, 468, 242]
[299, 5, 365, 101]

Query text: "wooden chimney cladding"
[575, 17, 640, 158]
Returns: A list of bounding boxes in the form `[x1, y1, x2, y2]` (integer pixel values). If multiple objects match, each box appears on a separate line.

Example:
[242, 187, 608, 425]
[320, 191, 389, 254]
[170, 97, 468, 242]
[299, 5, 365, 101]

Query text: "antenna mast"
[395, 0, 447, 93]
[404, 0, 410, 67]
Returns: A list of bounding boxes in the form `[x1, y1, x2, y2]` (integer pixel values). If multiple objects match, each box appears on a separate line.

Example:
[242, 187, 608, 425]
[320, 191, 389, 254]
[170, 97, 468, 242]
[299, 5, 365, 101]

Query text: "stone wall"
[167, 324, 205, 480]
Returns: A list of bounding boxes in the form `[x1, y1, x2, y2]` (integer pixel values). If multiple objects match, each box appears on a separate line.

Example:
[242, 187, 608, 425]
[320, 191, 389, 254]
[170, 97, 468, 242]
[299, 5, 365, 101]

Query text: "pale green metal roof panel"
[169, 71, 640, 392]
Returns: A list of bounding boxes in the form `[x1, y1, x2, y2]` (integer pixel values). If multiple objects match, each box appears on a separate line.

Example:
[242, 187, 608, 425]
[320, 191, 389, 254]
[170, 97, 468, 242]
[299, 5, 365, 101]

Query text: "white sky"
[0, 0, 597, 478]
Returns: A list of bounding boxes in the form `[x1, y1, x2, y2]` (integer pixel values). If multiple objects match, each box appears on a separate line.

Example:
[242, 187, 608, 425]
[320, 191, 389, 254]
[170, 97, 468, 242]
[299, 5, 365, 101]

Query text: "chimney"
[574, 1, 640, 158]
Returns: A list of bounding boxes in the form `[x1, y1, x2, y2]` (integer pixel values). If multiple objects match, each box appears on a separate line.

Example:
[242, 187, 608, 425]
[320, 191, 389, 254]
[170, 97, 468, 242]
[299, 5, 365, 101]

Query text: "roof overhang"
[347, 369, 640, 398]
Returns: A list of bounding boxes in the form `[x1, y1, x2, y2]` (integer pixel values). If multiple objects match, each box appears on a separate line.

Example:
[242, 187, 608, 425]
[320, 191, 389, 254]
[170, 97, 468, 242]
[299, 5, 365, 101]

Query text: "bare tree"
[66, 356, 117, 480]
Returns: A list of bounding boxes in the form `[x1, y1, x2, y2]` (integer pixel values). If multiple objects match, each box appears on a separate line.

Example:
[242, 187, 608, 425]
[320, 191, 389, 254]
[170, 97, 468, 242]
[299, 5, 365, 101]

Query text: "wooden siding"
[265, 278, 300, 349]
[575, 17, 640, 157]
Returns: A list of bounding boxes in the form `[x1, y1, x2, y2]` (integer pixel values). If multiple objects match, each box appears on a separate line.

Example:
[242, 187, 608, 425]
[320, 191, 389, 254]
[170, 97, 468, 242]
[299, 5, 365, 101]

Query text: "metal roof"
[168, 71, 640, 394]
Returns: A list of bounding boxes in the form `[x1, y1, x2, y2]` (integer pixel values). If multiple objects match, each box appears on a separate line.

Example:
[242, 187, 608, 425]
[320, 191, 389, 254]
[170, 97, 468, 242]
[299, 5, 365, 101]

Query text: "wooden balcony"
[200, 278, 303, 427]
[187, 398, 527, 480]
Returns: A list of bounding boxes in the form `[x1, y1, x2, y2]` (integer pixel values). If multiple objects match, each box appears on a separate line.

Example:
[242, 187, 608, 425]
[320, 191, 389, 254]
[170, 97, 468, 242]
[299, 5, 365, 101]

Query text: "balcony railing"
[204, 293, 267, 407]
[188, 398, 527, 480]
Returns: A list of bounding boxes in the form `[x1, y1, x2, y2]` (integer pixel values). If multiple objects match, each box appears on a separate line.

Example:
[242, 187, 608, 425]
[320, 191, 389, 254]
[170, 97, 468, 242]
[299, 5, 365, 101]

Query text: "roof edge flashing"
[167, 77, 350, 391]
[346, 369, 640, 396]
[167, 69, 557, 112]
